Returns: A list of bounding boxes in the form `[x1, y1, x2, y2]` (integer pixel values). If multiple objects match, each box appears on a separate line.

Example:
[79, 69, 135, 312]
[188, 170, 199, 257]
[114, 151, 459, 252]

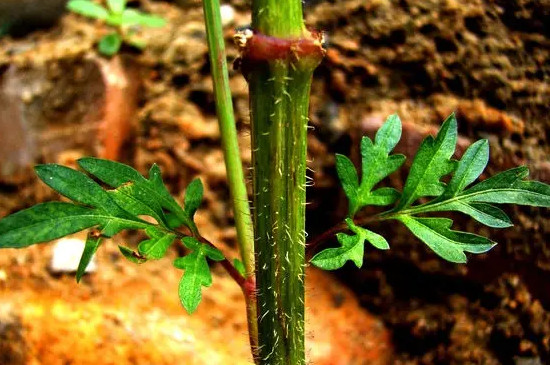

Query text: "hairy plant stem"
[246, 1, 323, 363]
[200, 0, 258, 356]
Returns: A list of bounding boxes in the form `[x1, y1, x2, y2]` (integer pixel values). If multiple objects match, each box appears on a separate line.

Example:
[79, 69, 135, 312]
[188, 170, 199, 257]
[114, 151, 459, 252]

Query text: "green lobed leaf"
[76, 232, 103, 283]
[337, 114, 405, 216]
[108, 183, 167, 227]
[78, 158, 193, 230]
[35, 164, 124, 215]
[347, 219, 389, 251]
[107, 0, 126, 14]
[439, 139, 489, 200]
[138, 227, 176, 260]
[310, 233, 364, 270]
[174, 237, 225, 313]
[183, 179, 203, 234]
[0, 202, 103, 248]
[396, 114, 458, 210]
[98, 33, 122, 56]
[397, 216, 496, 263]
[335, 154, 359, 214]
[459, 167, 550, 207]
[67, 0, 109, 20]
[310, 218, 388, 270]
[119, 245, 147, 264]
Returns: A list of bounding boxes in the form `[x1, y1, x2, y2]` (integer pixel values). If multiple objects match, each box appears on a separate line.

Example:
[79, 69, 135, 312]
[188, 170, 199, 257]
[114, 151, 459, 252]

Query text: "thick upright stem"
[245, 2, 324, 363]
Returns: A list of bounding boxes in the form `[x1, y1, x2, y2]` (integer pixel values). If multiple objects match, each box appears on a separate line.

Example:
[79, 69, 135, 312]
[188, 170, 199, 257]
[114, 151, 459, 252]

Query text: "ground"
[0, 0, 549, 364]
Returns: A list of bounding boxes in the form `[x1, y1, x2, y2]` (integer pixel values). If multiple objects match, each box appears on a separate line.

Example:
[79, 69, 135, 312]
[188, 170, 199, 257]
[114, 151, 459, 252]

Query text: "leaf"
[107, 0, 126, 14]
[397, 216, 496, 263]
[233, 259, 246, 277]
[337, 114, 405, 216]
[423, 201, 513, 228]
[119, 245, 147, 264]
[183, 179, 203, 234]
[33, 164, 149, 237]
[67, 0, 109, 20]
[415, 166, 550, 227]
[138, 227, 176, 260]
[439, 139, 489, 199]
[0, 203, 103, 248]
[76, 232, 103, 283]
[78, 158, 193, 230]
[121, 9, 166, 27]
[108, 183, 167, 227]
[98, 33, 122, 56]
[347, 219, 389, 250]
[310, 218, 388, 270]
[460, 167, 550, 207]
[172, 238, 222, 313]
[310, 233, 364, 270]
[35, 164, 123, 214]
[335, 154, 359, 214]
[396, 114, 458, 209]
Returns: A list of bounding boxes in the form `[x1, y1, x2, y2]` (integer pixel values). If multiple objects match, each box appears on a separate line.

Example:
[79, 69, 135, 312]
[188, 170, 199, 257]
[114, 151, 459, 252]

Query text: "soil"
[0, 0, 549, 364]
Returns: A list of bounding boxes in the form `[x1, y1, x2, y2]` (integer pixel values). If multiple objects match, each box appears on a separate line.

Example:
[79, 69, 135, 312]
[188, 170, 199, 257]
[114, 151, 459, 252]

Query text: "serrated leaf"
[33, 164, 149, 237]
[119, 245, 147, 264]
[396, 114, 458, 209]
[121, 9, 166, 27]
[397, 216, 495, 263]
[137, 227, 176, 260]
[78, 158, 193, 230]
[174, 238, 225, 313]
[311, 218, 389, 270]
[310, 233, 364, 270]
[98, 33, 122, 56]
[35, 164, 125, 215]
[183, 179, 203, 234]
[0, 203, 103, 248]
[182, 237, 224, 261]
[67, 0, 109, 20]
[76, 232, 102, 283]
[338, 114, 405, 216]
[459, 167, 550, 207]
[107, 0, 126, 14]
[108, 182, 167, 227]
[336, 154, 359, 214]
[440, 139, 489, 199]
[346, 219, 389, 250]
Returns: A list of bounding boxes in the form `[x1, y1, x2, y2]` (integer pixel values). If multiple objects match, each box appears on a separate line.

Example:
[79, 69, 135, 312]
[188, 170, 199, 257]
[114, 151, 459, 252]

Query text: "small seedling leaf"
[98, 33, 122, 56]
[107, 0, 126, 14]
[67, 0, 109, 20]
[121, 9, 167, 27]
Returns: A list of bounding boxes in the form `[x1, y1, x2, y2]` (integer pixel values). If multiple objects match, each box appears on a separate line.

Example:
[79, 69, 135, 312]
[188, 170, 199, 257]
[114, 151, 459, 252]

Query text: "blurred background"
[0, 0, 549, 364]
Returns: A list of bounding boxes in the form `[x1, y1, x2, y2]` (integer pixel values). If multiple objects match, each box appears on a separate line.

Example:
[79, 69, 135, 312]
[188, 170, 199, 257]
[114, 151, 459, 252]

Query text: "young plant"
[67, 0, 166, 56]
[1, 1, 550, 365]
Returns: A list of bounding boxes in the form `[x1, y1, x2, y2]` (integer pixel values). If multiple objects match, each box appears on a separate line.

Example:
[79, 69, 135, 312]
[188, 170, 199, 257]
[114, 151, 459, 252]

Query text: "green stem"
[247, 1, 323, 364]
[201, 0, 258, 357]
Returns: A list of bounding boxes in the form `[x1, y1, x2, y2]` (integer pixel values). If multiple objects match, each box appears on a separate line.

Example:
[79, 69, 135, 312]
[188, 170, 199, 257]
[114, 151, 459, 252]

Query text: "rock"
[49, 237, 97, 274]
[0, 0, 67, 37]
[220, 4, 236, 27]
